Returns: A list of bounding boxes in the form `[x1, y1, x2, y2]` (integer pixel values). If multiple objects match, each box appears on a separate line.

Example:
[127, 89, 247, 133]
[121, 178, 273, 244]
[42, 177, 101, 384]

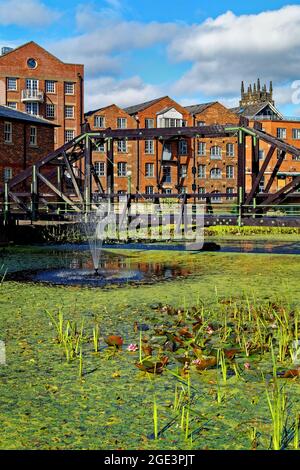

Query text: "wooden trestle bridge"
[1, 117, 300, 227]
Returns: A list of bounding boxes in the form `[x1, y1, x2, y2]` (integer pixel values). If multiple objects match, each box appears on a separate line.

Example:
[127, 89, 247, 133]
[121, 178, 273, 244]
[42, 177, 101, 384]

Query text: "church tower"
[239, 79, 274, 107]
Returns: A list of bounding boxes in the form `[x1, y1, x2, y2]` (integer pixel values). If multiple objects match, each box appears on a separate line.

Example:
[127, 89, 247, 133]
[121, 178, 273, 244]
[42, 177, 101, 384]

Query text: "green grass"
[0, 249, 300, 450]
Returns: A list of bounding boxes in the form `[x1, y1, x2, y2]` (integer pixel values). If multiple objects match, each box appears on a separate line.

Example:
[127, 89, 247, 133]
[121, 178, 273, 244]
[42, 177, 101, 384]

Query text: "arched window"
[210, 168, 222, 179]
[210, 146, 222, 159]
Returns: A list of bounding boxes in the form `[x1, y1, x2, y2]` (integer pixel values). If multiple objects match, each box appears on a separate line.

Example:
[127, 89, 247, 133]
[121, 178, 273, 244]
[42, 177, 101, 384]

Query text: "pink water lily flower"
[244, 362, 251, 369]
[127, 343, 138, 352]
[192, 359, 202, 366]
[206, 326, 214, 335]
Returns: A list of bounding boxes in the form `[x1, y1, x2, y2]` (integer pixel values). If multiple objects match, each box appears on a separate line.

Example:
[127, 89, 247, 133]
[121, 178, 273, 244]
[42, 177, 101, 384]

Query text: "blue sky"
[1, 0, 300, 114]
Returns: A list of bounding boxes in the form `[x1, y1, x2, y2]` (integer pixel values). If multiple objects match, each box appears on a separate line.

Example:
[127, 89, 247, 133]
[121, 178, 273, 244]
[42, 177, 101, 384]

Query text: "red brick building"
[0, 105, 55, 183]
[0, 41, 84, 149]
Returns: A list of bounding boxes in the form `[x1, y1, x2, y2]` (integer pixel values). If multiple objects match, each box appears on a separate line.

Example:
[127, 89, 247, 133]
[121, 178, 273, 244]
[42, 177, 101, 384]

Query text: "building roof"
[230, 101, 283, 120]
[85, 104, 120, 117]
[184, 102, 217, 115]
[0, 41, 84, 67]
[123, 96, 168, 115]
[0, 105, 57, 126]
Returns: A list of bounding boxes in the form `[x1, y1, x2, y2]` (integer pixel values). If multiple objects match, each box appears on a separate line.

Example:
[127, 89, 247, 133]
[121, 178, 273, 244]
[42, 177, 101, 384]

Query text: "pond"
[2, 239, 300, 287]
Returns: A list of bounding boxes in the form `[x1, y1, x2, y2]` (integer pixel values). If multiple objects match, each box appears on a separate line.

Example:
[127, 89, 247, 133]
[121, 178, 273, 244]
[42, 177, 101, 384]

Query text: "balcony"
[21, 89, 44, 102]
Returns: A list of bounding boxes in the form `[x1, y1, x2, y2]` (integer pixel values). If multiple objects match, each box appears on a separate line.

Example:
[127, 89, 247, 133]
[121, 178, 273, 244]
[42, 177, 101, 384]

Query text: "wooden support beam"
[245, 145, 276, 206]
[84, 135, 92, 211]
[237, 129, 246, 206]
[36, 171, 81, 212]
[256, 173, 300, 209]
[62, 151, 84, 202]
[106, 138, 114, 195]
[264, 150, 286, 193]
[31, 165, 39, 220]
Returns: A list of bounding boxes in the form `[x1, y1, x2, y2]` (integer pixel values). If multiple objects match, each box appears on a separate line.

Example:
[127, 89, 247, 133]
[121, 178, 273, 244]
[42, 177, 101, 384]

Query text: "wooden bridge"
[1, 117, 300, 227]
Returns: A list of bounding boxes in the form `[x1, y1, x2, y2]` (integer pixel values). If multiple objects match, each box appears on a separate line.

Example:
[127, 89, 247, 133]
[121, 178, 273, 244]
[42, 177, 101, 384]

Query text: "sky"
[1, 0, 300, 114]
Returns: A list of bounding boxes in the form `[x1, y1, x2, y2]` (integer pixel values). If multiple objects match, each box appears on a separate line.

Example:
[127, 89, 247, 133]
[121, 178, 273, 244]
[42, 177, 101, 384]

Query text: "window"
[163, 188, 172, 194]
[277, 128, 286, 139]
[178, 140, 188, 155]
[117, 139, 127, 153]
[145, 185, 154, 194]
[94, 115, 105, 128]
[162, 166, 171, 183]
[198, 164, 206, 178]
[145, 140, 154, 154]
[210, 168, 222, 179]
[161, 118, 182, 128]
[4, 122, 12, 143]
[145, 163, 154, 177]
[65, 130, 75, 142]
[179, 186, 187, 194]
[65, 82, 74, 95]
[210, 146, 222, 159]
[26, 79, 38, 90]
[197, 142, 206, 156]
[3, 167, 12, 182]
[259, 176, 265, 193]
[259, 150, 265, 160]
[226, 143, 235, 156]
[226, 187, 234, 199]
[7, 102, 17, 109]
[45, 81, 56, 94]
[197, 121, 205, 126]
[96, 142, 105, 152]
[211, 191, 222, 203]
[7, 78, 17, 90]
[117, 117, 127, 129]
[27, 58, 37, 69]
[26, 102, 39, 116]
[94, 162, 105, 177]
[65, 105, 74, 119]
[117, 162, 127, 177]
[226, 165, 234, 179]
[198, 187, 205, 200]
[180, 164, 187, 178]
[46, 104, 55, 119]
[145, 118, 154, 128]
[292, 128, 300, 140]
[29, 126, 37, 146]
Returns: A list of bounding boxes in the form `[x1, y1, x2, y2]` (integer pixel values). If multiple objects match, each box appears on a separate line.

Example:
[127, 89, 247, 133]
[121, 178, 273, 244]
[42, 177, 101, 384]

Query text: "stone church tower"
[239, 79, 274, 107]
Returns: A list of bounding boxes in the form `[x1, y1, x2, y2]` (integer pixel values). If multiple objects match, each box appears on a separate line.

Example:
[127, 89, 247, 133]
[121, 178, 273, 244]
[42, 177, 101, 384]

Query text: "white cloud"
[0, 0, 60, 27]
[170, 6, 300, 101]
[85, 75, 163, 110]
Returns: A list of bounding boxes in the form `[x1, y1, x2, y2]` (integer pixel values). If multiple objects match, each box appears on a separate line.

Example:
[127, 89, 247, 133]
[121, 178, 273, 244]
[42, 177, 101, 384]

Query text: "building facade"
[0, 42, 84, 149]
[0, 105, 55, 183]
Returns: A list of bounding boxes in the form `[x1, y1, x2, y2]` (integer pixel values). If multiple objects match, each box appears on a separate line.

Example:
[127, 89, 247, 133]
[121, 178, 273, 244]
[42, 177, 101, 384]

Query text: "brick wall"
[0, 42, 84, 149]
[0, 118, 54, 182]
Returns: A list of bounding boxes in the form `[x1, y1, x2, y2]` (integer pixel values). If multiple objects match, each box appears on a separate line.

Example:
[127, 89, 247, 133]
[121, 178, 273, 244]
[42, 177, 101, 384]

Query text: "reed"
[92, 323, 100, 353]
[153, 395, 158, 440]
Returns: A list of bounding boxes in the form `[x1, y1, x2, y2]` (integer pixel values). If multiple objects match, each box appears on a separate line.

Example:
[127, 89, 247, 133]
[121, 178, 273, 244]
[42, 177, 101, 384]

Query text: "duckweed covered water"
[0, 244, 300, 450]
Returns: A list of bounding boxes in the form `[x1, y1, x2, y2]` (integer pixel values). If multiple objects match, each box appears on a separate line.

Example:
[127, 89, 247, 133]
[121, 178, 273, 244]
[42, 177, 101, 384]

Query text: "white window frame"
[145, 118, 154, 128]
[198, 164, 206, 178]
[7, 77, 17, 91]
[117, 117, 127, 129]
[65, 105, 74, 119]
[4, 122, 12, 143]
[29, 126, 37, 146]
[65, 82, 75, 95]
[145, 185, 154, 194]
[26, 102, 39, 116]
[226, 165, 234, 179]
[45, 80, 56, 94]
[65, 129, 75, 142]
[179, 140, 188, 155]
[46, 103, 55, 119]
[197, 142, 206, 156]
[117, 139, 127, 153]
[26, 79, 38, 90]
[210, 168, 222, 179]
[210, 146, 222, 159]
[6, 102, 17, 110]
[292, 128, 300, 140]
[180, 164, 187, 178]
[117, 162, 127, 177]
[3, 167, 12, 182]
[226, 143, 235, 156]
[94, 161, 105, 177]
[145, 163, 154, 177]
[277, 128, 286, 139]
[145, 139, 154, 154]
[94, 115, 105, 129]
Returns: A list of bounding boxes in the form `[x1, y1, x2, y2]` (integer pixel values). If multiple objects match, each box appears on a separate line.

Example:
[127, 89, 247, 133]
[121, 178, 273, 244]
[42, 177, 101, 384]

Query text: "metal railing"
[21, 89, 44, 102]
